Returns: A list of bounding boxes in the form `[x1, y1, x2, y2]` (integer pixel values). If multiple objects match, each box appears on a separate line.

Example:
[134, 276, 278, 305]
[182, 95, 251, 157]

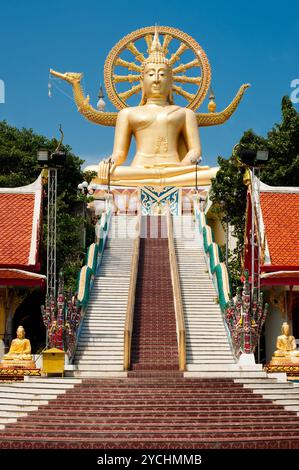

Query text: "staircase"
[72, 215, 137, 376]
[1, 376, 299, 449]
[130, 216, 179, 371]
[174, 215, 236, 373]
[0, 377, 81, 428]
[1, 214, 299, 449]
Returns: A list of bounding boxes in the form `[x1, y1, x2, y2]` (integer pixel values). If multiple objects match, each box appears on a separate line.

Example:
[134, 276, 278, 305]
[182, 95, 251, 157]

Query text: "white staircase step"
[72, 215, 137, 375]
[73, 364, 124, 371]
[174, 216, 235, 369]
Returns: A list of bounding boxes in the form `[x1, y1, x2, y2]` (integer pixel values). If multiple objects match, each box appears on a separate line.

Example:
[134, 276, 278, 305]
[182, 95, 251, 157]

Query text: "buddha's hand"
[98, 157, 116, 184]
[180, 150, 202, 165]
[190, 155, 202, 164]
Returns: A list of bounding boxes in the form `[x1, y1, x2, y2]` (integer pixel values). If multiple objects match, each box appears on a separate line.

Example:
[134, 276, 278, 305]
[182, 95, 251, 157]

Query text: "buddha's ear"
[139, 81, 146, 106]
[168, 88, 174, 105]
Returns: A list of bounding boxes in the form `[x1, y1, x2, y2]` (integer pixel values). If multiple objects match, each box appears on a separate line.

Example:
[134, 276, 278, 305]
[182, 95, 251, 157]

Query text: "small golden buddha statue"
[84, 30, 218, 188]
[269, 322, 299, 366]
[274, 322, 299, 357]
[1, 325, 35, 368]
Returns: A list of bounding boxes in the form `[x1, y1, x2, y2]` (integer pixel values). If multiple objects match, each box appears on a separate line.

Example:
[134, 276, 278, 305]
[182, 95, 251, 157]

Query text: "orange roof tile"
[0, 194, 35, 266]
[260, 192, 299, 267]
[0, 177, 42, 269]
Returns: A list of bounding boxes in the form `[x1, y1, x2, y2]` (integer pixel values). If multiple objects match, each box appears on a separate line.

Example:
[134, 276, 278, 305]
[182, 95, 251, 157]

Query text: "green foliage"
[0, 120, 87, 290]
[261, 97, 299, 186]
[210, 97, 299, 293]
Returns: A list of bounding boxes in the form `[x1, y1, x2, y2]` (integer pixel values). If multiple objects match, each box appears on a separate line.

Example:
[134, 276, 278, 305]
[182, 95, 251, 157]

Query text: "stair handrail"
[123, 213, 141, 370]
[166, 210, 186, 371]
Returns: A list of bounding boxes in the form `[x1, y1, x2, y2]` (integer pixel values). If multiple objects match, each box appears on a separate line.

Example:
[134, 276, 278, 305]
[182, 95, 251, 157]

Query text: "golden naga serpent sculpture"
[50, 25, 250, 128]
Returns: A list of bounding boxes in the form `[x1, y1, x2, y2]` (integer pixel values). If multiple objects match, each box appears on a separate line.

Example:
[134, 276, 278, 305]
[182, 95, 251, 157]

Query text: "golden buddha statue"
[273, 322, 299, 358]
[1, 325, 35, 368]
[50, 26, 249, 188]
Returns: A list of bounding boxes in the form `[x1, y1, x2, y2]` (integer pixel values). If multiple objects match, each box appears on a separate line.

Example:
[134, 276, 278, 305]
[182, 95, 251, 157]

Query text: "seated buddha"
[273, 322, 299, 358]
[1, 325, 35, 368]
[84, 30, 218, 188]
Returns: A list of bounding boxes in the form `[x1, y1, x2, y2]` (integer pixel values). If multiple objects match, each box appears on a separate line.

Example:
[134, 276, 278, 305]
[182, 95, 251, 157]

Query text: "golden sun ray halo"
[104, 26, 211, 111]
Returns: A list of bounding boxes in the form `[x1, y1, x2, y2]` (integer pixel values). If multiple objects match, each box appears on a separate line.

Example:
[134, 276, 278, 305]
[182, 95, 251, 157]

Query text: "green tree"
[261, 97, 299, 186]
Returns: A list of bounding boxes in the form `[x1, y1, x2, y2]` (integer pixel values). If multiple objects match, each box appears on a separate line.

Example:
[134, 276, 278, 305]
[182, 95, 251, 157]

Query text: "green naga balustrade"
[195, 204, 232, 312]
[76, 208, 111, 308]
[195, 201, 268, 358]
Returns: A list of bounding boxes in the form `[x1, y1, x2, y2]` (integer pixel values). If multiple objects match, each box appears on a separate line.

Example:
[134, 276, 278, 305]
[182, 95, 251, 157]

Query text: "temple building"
[244, 176, 299, 362]
[0, 176, 46, 352]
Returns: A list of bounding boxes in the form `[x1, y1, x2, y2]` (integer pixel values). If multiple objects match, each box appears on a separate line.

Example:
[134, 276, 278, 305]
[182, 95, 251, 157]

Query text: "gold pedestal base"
[265, 363, 299, 379]
[0, 366, 41, 382]
[269, 356, 299, 366]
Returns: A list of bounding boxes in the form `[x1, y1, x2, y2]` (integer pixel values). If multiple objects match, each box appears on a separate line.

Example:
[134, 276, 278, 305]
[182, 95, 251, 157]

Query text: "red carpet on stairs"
[130, 216, 179, 371]
[1, 377, 299, 449]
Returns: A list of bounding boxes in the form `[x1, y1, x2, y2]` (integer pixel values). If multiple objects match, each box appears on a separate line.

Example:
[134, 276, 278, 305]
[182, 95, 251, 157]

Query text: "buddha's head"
[282, 322, 290, 336]
[16, 325, 25, 339]
[140, 28, 173, 105]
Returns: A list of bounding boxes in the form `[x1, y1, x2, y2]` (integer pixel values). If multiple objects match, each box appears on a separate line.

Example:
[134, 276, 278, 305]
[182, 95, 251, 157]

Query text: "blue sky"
[0, 0, 298, 168]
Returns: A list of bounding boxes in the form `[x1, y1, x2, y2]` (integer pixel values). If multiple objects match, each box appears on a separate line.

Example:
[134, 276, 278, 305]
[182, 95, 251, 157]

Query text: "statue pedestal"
[265, 356, 299, 380]
[0, 359, 40, 381]
[0, 361, 36, 369]
[92, 186, 204, 216]
[269, 356, 299, 366]
[0, 364, 41, 381]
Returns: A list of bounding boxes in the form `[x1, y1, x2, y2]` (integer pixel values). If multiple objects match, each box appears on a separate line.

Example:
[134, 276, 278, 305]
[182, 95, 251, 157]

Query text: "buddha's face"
[16, 326, 25, 339]
[142, 63, 172, 100]
[282, 322, 290, 336]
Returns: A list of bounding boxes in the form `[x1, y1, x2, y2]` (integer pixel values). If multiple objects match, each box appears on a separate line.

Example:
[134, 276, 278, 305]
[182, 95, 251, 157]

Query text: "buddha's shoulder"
[184, 107, 197, 118]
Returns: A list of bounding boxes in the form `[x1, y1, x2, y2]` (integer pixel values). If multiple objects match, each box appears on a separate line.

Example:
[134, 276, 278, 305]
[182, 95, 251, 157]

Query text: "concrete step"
[76, 346, 124, 352]
[81, 327, 124, 331]
[185, 371, 267, 378]
[69, 371, 128, 378]
[75, 360, 123, 365]
[185, 339, 229, 344]
[76, 353, 123, 359]
[77, 340, 124, 345]
[73, 364, 124, 371]
[0, 397, 49, 406]
[245, 384, 297, 390]
[0, 410, 28, 418]
[0, 387, 67, 396]
[186, 347, 232, 352]
[24, 377, 81, 384]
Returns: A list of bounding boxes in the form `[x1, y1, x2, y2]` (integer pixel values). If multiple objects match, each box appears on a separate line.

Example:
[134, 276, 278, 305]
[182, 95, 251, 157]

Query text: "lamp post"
[37, 127, 66, 300]
[239, 149, 269, 300]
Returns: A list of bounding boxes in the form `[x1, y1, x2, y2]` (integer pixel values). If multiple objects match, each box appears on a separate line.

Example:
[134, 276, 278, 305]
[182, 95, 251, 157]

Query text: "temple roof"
[0, 176, 42, 271]
[244, 176, 299, 285]
[260, 191, 299, 267]
[0, 269, 46, 287]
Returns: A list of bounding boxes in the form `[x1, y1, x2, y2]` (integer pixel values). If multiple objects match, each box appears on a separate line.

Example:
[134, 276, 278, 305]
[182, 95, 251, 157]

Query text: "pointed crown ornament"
[141, 28, 171, 74]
